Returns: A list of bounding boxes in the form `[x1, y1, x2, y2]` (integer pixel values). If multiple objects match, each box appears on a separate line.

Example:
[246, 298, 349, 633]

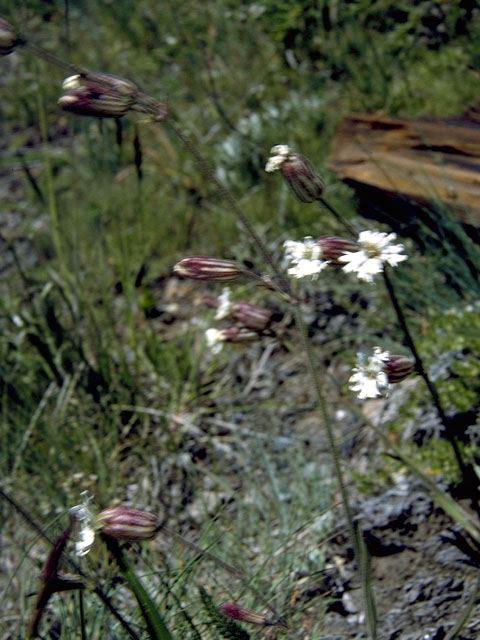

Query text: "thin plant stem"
[156, 523, 279, 619]
[35, 68, 63, 263]
[293, 307, 377, 640]
[350, 412, 480, 544]
[164, 118, 293, 298]
[163, 119, 374, 637]
[101, 534, 174, 640]
[78, 590, 87, 640]
[381, 267, 468, 479]
[318, 197, 358, 237]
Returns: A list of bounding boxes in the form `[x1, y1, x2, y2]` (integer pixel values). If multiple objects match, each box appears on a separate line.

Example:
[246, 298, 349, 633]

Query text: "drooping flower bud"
[316, 236, 358, 267]
[98, 506, 158, 541]
[219, 602, 269, 626]
[383, 354, 414, 384]
[231, 303, 272, 331]
[265, 144, 323, 203]
[58, 73, 137, 118]
[220, 326, 259, 343]
[0, 17, 20, 55]
[174, 257, 241, 282]
[206, 326, 260, 354]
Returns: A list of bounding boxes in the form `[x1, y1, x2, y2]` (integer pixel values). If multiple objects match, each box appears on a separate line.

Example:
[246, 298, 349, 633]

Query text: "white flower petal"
[339, 230, 407, 282]
[283, 236, 327, 279]
[215, 288, 232, 320]
[205, 328, 224, 354]
[349, 348, 391, 399]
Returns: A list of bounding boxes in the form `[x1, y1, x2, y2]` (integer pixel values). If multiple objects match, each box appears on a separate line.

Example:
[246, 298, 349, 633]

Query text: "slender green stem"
[164, 118, 293, 297]
[36, 68, 63, 263]
[293, 308, 376, 640]
[354, 414, 480, 544]
[382, 268, 467, 478]
[102, 534, 174, 640]
[318, 197, 358, 238]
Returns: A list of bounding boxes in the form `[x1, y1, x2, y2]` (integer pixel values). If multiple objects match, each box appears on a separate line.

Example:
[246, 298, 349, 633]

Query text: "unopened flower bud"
[98, 506, 158, 541]
[174, 257, 241, 282]
[221, 326, 259, 343]
[232, 303, 272, 331]
[383, 354, 414, 384]
[202, 295, 220, 309]
[219, 602, 268, 626]
[58, 73, 137, 118]
[316, 236, 358, 267]
[0, 17, 20, 55]
[265, 144, 323, 203]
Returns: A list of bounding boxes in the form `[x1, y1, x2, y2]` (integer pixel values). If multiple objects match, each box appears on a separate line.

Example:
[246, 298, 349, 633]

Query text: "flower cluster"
[283, 231, 407, 283]
[283, 237, 328, 279]
[349, 348, 414, 399]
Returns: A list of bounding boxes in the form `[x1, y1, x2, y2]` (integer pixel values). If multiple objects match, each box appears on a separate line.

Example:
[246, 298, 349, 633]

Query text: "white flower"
[265, 144, 291, 172]
[283, 236, 328, 279]
[205, 328, 224, 354]
[339, 230, 407, 282]
[349, 347, 391, 399]
[215, 288, 232, 320]
[69, 492, 95, 556]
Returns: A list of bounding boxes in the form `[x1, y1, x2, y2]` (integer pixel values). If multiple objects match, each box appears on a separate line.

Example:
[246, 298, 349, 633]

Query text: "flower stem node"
[0, 17, 21, 55]
[174, 257, 241, 282]
[265, 144, 323, 203]
[98, 506, 159, 541]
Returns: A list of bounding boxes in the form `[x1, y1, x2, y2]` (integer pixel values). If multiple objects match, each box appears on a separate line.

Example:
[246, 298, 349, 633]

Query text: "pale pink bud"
[383, 355, 414, 383]
[58, 73, 137, 118]
[98, 506, 158, 541]
[174, 257, 241, 282]
[231, 303, 271, 331]
[0, 17, 20, 55]
[316, 236, 358, 267]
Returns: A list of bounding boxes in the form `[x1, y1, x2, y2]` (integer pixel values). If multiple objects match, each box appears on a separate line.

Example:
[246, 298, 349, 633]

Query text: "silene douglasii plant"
[1, 7, 480, 640]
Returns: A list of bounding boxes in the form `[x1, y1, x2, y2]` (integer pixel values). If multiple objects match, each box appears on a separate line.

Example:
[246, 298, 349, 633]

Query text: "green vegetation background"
[1, 1, 480, 638]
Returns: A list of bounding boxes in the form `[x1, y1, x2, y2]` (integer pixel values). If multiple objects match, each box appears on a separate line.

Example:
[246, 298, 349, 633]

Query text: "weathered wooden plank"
[329, 112, 480, 227]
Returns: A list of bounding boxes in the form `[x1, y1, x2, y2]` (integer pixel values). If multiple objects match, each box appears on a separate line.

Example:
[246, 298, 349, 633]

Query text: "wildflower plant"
[2, 8, 480, 640]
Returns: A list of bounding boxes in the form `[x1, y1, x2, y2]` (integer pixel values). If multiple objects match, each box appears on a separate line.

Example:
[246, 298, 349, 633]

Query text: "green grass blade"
[102, 535, 174, 640]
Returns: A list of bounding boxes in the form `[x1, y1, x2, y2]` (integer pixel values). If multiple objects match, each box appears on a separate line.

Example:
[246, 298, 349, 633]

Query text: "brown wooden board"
[329, 111, 480, 227]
